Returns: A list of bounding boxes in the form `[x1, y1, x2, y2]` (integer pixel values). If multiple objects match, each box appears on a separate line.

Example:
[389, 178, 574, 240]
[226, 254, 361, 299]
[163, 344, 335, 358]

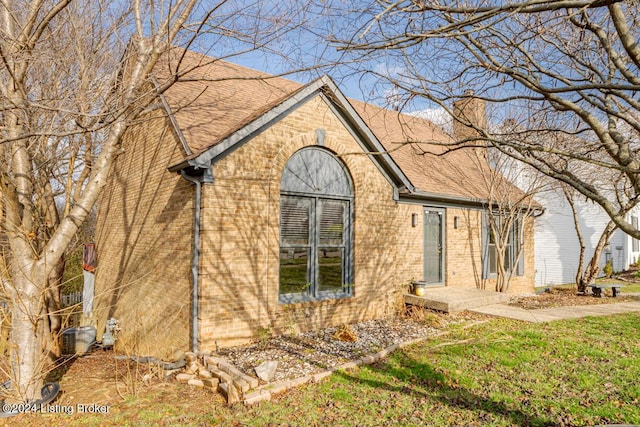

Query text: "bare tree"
[333, 0, 640, 238]
[472, 147, 543, 292]
[0, 0, 205, 401]
[561, 184, 618, 292]
[0, 0, 309, 401]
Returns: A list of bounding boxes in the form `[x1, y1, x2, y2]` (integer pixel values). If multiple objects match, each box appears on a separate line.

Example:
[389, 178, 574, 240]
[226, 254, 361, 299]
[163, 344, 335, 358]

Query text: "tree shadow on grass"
[332, 352, 556, 427]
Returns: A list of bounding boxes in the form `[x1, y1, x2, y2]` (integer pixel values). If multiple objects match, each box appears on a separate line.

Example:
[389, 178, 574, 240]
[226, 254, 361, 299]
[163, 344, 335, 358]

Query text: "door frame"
[423, 207, 446, 285]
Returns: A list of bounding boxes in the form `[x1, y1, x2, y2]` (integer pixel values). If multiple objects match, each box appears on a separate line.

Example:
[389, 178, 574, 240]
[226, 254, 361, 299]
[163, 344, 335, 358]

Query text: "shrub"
[603, 260, 613, 278]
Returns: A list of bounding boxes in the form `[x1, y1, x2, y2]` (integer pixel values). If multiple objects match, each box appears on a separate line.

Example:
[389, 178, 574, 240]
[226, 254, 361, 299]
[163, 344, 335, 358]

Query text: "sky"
[187, 0, 441, 112]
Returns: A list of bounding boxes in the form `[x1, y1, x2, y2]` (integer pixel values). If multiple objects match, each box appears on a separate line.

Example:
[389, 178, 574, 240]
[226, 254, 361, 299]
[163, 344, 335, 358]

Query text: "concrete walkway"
[469, 300, 640, 322]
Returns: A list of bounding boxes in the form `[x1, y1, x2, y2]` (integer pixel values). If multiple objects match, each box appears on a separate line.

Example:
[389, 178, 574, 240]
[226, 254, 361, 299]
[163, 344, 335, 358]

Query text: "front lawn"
[24, 312, 637, 426]
[214, 314, 639, 427]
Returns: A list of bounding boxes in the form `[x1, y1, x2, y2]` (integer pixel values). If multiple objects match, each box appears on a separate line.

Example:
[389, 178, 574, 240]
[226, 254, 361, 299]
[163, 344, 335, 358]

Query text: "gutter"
[400, 189, 546, 216]
[398, 188, 488, 209]
[179, 167, 208, 353]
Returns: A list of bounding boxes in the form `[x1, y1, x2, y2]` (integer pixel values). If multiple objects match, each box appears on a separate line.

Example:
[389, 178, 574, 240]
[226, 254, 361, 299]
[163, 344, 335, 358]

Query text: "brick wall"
[94, 110, 194, 359]
[446, 208, 484, 287]
[395, 203, 425, 291]
[95, 95, 535, 358]
[198, 96, 402, 349]
[446, 209, 535, 293]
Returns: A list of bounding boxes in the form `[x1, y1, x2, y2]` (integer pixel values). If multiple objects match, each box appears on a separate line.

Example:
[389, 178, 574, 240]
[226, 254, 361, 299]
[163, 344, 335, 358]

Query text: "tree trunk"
[43, 256, 65, 362]
[577, 220, 617, 293]
[564, 188, 588, 293]
[9, 267, 45, 401]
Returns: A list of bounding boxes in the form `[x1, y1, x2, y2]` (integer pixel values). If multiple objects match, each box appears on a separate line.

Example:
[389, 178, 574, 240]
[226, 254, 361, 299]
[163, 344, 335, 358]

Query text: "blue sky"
[188, 0, 423, 108]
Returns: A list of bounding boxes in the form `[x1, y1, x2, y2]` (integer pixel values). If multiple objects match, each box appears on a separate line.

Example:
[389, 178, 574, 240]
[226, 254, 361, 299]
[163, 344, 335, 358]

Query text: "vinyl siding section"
[534, 189, 640, 286]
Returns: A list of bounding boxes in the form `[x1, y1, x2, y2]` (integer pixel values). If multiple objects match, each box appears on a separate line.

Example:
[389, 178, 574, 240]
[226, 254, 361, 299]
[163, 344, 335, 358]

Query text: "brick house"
[94, 50, 536, 358]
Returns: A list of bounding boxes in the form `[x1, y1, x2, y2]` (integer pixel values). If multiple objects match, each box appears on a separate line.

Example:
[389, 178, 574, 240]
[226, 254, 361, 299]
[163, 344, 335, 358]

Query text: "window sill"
[278, 291, 352, 305]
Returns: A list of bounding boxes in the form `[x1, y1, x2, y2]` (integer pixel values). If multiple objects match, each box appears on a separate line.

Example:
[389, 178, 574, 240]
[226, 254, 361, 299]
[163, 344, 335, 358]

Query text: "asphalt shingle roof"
[157, 49, 523, 204]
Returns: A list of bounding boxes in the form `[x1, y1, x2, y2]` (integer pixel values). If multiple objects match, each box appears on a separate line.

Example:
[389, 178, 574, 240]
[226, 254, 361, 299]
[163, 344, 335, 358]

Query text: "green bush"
[603, 259, 613, 278]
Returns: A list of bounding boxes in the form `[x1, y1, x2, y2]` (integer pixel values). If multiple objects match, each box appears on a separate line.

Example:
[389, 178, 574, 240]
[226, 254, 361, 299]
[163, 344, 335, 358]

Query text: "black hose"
[0, 381, 61, 418]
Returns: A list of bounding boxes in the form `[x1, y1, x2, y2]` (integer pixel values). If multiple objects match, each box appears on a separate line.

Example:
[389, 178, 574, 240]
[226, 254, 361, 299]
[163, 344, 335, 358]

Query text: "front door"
[423, 209, 444, 284]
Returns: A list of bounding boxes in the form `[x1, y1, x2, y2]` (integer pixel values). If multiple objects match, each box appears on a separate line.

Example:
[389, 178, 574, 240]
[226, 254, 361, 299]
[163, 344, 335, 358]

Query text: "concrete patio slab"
[405, 288, 510, 313]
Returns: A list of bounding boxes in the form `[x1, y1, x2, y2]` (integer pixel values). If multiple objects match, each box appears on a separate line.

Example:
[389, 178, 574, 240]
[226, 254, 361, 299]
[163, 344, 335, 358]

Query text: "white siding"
[534, 189, 640, 287]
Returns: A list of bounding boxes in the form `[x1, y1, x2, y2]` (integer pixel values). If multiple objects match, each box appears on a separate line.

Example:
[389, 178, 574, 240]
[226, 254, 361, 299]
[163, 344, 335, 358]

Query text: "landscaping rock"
[312, 370, 332, 382]
[260, 380, 289, 395]
[218, 382, 241, 404]
[243, 389, 271, 405]
[164, 369, 182, 380]
[210, 368, 232, 384]
[196, 350, 212, 359]
[215, 361, 259, 389]
[198, 369, 213, 379]
[202, 378, 219, 390]
[233, 377, 252, 393]
[176, 373, 195, 383]
[227, 383, 241, 404]
[170, 349, 185, 362]
[214, 318, 442, 384]
[204, 355, 225, 368]
[288, 375, 311, 388]
[255, 361, 278, 382]
[187, 379, 204, 388]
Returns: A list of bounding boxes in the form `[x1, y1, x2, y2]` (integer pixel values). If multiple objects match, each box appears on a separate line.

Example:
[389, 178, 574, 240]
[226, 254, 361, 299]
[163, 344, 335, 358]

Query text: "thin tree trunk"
[43, 256, 65, 361]
[564, 188, 588, 293]
[580, 220, 617, 291]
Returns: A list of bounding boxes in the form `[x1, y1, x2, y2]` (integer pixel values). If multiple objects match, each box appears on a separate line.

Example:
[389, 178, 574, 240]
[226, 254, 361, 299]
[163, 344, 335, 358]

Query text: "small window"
[279, 147, 353, 303]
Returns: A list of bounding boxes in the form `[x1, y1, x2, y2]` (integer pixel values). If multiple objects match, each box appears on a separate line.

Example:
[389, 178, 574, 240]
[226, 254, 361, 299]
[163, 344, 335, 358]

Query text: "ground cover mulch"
[508, 286, 639, 310]
[615, 266, 640, 283]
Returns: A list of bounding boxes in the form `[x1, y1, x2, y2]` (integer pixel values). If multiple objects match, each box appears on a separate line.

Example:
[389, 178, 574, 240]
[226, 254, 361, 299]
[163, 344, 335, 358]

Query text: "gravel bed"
[215, 315, 474, 384]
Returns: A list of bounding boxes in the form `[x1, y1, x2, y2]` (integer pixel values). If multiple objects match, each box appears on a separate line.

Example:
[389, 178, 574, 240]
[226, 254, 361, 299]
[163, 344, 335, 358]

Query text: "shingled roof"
[156, 49, 523, 205]
[350, 101, 499, 201]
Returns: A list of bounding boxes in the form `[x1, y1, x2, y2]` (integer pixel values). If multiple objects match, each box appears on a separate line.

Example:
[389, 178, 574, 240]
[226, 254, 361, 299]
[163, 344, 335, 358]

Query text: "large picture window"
[279, 147, 353, 303]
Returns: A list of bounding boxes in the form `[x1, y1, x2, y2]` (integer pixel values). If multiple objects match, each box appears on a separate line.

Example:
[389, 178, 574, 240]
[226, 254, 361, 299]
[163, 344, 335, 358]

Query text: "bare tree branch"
[334, 0, 640, 238]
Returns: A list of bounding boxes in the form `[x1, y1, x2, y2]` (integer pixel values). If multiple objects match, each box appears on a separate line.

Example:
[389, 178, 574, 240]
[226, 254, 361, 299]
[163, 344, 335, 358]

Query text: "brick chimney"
[452, 90, 487, 141]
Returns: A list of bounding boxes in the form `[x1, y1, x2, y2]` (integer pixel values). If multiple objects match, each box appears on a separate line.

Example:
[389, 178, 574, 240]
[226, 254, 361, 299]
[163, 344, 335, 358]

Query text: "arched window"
[279, 147, 353, 302]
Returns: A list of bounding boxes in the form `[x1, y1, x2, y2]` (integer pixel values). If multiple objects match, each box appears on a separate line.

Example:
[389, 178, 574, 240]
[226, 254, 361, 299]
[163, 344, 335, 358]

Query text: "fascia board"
[317, 76, 415, 193]
[152, 77, 193, 158]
